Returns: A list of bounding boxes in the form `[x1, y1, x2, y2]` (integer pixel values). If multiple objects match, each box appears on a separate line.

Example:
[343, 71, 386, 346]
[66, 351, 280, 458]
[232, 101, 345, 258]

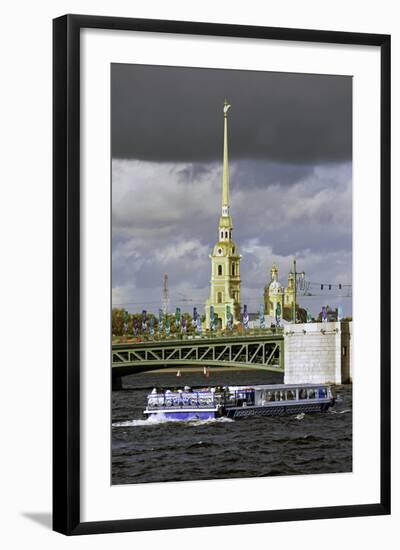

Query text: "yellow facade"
[285, 270, 295, 307]
[264, 264, 295, 318]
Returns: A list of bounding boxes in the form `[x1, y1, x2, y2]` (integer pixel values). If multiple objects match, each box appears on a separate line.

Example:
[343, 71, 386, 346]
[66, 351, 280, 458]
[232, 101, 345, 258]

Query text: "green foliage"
[112, 308, 126, 336]
[112, 308, 195, 340]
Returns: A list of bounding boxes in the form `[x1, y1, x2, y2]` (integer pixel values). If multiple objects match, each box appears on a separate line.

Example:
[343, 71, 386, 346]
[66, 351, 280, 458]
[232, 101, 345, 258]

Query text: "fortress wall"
[340, 321, 352, 383]
[284, 322, 351, 385]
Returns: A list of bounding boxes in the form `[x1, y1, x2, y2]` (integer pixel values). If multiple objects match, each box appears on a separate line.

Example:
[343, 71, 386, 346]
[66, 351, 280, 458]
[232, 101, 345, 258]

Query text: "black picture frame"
[53, 14, 391, 535]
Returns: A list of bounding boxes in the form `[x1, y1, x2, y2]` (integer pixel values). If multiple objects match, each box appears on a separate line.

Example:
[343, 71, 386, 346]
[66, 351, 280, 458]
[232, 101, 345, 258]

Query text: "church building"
[205, 100, 241, 329]
[263, 263, 295, 320]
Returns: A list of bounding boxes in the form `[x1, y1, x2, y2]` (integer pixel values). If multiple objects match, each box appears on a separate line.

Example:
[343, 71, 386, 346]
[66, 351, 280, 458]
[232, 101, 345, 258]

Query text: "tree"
[112, 308, 127, 336]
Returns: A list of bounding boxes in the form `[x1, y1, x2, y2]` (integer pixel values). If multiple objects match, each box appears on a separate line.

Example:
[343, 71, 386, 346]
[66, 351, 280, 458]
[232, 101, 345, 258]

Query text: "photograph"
[1, 0, 393, 542]
[111, 63, 353, 485]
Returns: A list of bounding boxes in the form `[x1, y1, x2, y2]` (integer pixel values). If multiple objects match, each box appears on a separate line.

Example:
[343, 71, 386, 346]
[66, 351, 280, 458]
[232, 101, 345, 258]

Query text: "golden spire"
[222, 99, 231, 216]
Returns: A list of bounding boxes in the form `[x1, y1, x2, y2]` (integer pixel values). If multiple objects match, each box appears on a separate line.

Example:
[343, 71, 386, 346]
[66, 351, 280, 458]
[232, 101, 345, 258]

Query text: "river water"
[112, 370, 352, 485]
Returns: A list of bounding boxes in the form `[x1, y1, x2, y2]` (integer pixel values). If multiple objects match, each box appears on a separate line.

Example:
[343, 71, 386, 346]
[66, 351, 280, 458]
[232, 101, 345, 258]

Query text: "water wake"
[112, 415, 234, 428]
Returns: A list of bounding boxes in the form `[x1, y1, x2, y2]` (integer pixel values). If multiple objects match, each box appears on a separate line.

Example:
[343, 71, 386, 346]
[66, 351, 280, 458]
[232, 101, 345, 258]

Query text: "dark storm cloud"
[112, 159, 352, 315]
[111, 64, 352, 164]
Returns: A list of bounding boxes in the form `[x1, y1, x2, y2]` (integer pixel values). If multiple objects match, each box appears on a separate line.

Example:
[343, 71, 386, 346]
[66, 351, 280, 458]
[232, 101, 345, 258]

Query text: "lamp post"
[292, 259, 305, 324]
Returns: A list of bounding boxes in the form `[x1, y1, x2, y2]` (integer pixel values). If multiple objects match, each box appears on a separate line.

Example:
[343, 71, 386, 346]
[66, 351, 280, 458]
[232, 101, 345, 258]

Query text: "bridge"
[112, 333, 284, 388]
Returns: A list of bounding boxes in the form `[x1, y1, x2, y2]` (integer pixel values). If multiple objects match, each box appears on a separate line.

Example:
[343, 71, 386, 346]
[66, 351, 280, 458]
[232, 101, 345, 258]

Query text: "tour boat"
[143, 383, 335, 420]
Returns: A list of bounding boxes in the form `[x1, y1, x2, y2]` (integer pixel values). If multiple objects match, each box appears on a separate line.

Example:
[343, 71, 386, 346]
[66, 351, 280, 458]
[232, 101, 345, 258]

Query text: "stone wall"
[284, 321, 352, 385]
[340, 321, 352, 383]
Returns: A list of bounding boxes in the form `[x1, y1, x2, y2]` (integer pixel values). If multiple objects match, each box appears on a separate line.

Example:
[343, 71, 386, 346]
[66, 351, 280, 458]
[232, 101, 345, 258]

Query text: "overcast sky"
[111, 63, 352, 316]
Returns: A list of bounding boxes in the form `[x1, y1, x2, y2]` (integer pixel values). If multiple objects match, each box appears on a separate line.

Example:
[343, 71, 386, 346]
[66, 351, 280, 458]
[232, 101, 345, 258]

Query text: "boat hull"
[144, 408, 219, 421]
[225, 400, 334, 419]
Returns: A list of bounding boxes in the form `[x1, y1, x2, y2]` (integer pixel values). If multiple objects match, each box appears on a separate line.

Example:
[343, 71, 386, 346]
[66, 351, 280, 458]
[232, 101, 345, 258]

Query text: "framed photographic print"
[53, 14, 390, 535]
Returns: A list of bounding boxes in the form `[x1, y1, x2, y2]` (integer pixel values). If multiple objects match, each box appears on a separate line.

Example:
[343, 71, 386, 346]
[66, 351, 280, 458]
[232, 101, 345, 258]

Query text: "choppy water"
[112, 370, 352, 485]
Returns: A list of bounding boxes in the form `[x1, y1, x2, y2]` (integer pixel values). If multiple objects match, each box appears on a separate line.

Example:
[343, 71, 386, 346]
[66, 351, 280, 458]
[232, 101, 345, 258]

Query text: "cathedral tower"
[264, 263, 284, 318]
[205, 100, 241, 329]
[284, 265, 295, 307]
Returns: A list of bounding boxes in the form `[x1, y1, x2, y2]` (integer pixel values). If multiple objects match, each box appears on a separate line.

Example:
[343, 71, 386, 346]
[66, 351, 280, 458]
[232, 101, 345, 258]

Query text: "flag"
[243, 304, 249, 329]
[275, 302, 282, 326]
[192, 307, 198, 327]
[123, 311, 129, 334]
[196, 316, 202, 335]
[175, 307, 181, 329]
[158, 308, 163, 333]
[259, 304, 265, 329]
[142, 310, 147, 332]
[226, 305, 233, 330]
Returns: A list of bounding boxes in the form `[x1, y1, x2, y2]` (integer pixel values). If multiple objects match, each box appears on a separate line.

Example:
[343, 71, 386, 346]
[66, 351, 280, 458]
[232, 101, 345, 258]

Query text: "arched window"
[217, 265, 222, 276]
[220, 231, 224, 239]
[225, 231, 228, 238]
[232, 263, 235, 276]
[229, 230, 232, 239]
[217, 292, 222, 304]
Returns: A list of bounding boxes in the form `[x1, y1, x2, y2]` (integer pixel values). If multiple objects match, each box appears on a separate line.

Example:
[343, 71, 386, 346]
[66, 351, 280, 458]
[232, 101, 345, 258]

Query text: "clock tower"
[205, 100, 241, 329]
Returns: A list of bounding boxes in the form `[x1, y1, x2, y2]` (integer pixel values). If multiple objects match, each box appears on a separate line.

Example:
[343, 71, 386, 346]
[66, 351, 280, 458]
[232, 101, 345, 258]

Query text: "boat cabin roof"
[229, 383, 331, 391]
[148, 383, 331, 396]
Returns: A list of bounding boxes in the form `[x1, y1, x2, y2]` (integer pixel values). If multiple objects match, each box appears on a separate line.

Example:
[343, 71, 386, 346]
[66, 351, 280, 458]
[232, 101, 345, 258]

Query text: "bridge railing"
[112, 327, 284, 345]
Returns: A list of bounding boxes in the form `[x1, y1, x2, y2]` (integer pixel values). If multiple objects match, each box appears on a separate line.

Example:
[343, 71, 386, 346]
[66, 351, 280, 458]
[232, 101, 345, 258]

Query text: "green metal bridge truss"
[112, 333, 284, 384]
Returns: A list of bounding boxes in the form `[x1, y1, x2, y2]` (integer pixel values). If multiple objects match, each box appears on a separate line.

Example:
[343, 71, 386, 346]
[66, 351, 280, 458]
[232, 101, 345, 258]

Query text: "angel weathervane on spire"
[223, 99, 231, 116]
[221, 99, 231, 213]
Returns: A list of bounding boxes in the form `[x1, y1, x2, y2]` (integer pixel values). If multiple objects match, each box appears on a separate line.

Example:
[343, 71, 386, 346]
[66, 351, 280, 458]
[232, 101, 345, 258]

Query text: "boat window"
[299, 389, 307, 399]
[318, 387, 327, 398]
[267, 391, 275, 402]
[246, 391, 254, 405]
[308, 389, 316, 399]
[286, 390, 295, 400]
